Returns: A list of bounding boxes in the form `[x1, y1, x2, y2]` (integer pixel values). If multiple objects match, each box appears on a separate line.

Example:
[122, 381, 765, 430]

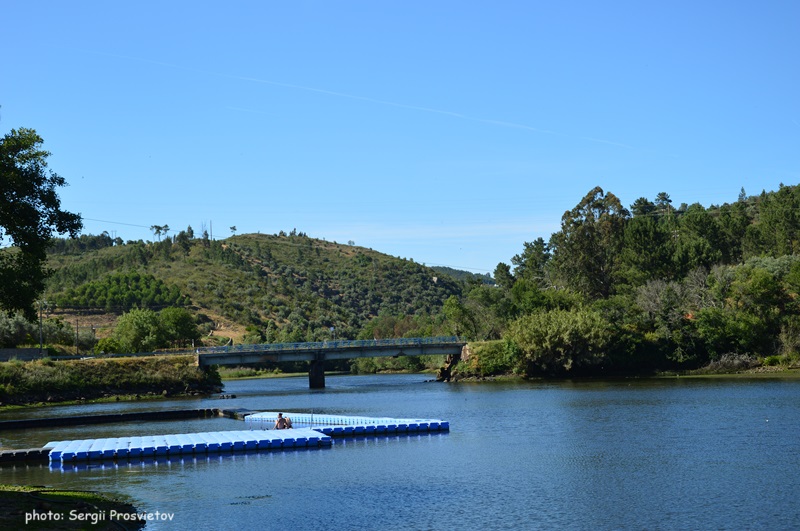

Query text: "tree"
[112, 308, 164, 353]
[150, 224, 170, 241]
[442, 295, 477, 339]
[672, 204, 724, 276]
[654, 192, 673, 216]
[0, 311, 32, 348]
[694, 307, 769, 359]
[620, 215, 673, 284]
[716, 201, 750, 263]
[94, 337, 121, 354]
[175, 229, 192, 255]
[493, 262, 515, 290]
[630, 197, 656, 217]
[549, 187, 630, 299]
[0, 128, 82, 319]
[507, 308, 611, 375]
[464, 285, 510, 340]
[748, 184, 800, 257]
[738, 187, 747, 203]
[511, 237, 550, 286]
[160, 307, 200, 348]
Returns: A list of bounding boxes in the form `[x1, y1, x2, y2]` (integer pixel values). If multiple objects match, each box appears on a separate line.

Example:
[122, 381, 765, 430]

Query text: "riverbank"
[449, 364, 800, 382]
[2, 355, 797, 409]
[0, 484, 146, 530]
[674, 366, 800, 379]
[0, 356, 222, 407]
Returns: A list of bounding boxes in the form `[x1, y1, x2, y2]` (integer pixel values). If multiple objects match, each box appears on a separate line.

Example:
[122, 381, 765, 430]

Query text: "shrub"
[507, 308, 611, 376]
[461, 340, 519, 377]
[700, 353, 760, 373]
[0, 355, 221, 404]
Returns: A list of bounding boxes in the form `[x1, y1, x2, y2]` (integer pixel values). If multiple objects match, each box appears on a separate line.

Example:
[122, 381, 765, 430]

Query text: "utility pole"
[38, 300, 44, 355]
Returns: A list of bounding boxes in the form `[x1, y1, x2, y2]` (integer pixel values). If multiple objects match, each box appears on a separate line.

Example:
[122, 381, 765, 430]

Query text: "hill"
[431, 266, 494, 285]
[42, 231, 464, 344]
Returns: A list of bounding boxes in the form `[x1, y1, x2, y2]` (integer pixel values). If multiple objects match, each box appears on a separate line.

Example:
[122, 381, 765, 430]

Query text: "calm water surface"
[1, 374, 799, 530]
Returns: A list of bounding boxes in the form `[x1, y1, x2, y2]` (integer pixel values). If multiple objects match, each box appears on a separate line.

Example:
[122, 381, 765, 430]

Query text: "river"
[1, 374, 799, 530]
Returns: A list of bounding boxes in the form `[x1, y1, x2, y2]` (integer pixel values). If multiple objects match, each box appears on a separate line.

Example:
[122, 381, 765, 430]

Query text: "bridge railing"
[197, 336, 463, 355]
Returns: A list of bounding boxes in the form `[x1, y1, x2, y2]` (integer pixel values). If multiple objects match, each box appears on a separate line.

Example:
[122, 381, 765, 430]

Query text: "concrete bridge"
[196, 336, 466, 388]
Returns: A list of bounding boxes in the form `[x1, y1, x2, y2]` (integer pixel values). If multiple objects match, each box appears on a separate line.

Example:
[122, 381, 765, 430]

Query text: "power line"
[82, 217, 152, 229]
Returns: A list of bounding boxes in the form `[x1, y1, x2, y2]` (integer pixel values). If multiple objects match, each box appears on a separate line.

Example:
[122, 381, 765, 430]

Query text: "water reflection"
[1, 374, 799, 530]
[52, 445, 335, 474]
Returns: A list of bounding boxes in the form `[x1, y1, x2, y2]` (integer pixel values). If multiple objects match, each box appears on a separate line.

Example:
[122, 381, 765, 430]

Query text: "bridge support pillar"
[309, 359, 325, 389]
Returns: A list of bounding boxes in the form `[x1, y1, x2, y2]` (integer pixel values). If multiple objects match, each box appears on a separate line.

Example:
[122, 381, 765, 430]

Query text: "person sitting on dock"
[285, 416, 293, 429]
[275, 413, 288, 430]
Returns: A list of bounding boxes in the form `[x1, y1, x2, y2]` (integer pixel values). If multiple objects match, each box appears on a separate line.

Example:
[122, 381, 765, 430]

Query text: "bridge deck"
[197, 336, 465, 366]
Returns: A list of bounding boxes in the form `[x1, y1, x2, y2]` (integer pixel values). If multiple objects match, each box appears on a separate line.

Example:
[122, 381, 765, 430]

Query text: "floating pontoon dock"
[245, 411, 449, 436]
[46, 428, 330, 465]
[42, 412, 448, 466]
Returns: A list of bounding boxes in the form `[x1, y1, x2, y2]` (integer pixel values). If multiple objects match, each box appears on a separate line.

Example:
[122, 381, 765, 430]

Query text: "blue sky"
[2, 1, 798, 274]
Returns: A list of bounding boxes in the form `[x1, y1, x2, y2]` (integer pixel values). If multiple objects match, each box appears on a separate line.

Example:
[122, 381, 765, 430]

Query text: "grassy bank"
[0, 485, 146, 530]
[0, 356, 222, 406]
[454, 340, 800, 380]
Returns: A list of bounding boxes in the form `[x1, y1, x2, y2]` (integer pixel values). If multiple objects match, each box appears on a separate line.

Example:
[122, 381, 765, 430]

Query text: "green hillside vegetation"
[454, 184, 800, 377]
[5, 184, 800, 382]
[41, 230, 462, 346]
[430, 266, 494, 285]
[51, 271, 187, 311]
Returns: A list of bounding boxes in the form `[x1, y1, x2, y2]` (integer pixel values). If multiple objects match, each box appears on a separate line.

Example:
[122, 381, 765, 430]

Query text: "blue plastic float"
[45, 412, 448, 465]
[244, 412, 450, 436]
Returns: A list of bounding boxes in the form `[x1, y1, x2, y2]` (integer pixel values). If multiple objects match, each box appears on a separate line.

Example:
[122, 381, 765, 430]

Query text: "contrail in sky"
[231, 74, 467, 120]
[85, 50, 633, 149]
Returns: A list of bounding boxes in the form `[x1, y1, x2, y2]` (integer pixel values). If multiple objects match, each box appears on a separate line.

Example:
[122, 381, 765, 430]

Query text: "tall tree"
[113, 308, 164, 353]
[0, 128, 82, 319]
[150, 225, 169, 241]
[160, 306, 200, 348]
[654, 192, 673, 216]
[511, 237, 550, 287]
[716, 200, 750, 263]
[442, 295, 477, 339]
[630, 197, 656, 217]
[673, 203, 723, 275]
[620, 215, 674, 284]
[549, 187, 630, 299]
[751, 184, 800, 257]
[493, 262, 515, 290]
